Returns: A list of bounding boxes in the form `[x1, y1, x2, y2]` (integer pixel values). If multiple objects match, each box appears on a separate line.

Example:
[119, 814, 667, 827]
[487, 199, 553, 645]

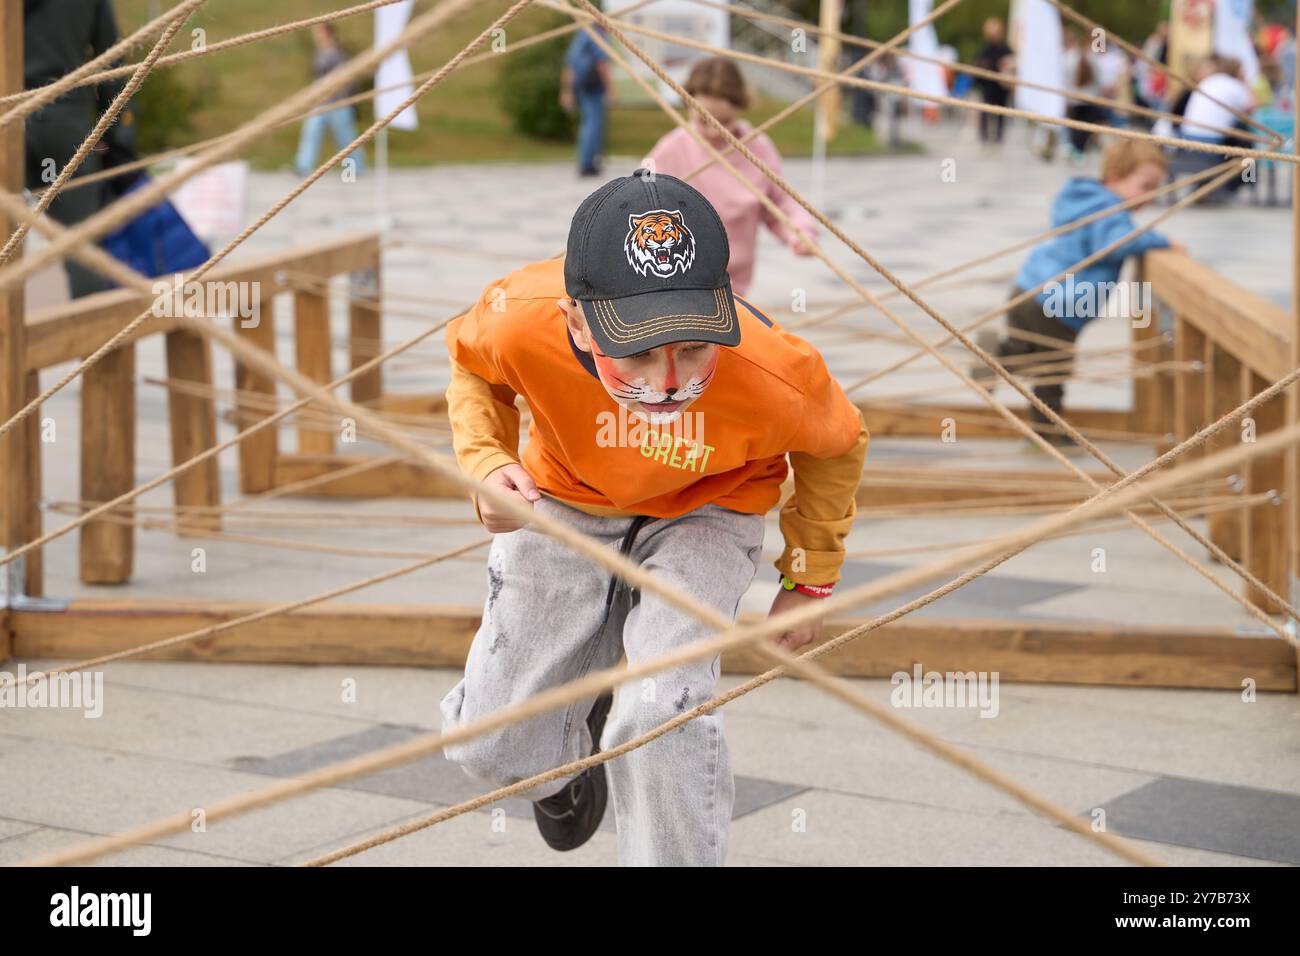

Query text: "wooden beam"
[293, 289, 334, 455]
[1244, 371, 1288, 614]
[1206, 343, 1246, 563]
[368, 392, 446, 416]
[266, 449, 1114, 508]
[164, 330, 221, 532]
[1130, 259, 1173, 443]
[24, 232, 381, 371]
[79, 344, 135, 584]
[856, 402, 1140, 441]
[233, 306, 279, 494]
[1147, 248, 1291, 381]
[22, 371, 42, 596]
[1172, 317, 1208, 446]
[10, 601, 1294, 691]
[349, 267, 382, 405]
[273, 453, 465, 497]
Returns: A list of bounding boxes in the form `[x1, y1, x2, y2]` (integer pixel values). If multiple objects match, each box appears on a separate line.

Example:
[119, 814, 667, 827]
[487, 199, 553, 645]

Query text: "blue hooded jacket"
[1014, 176, 1170, 331]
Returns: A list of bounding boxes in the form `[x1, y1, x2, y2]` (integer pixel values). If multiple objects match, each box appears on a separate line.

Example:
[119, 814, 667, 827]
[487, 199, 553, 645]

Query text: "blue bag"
[101, 173, 210, 280]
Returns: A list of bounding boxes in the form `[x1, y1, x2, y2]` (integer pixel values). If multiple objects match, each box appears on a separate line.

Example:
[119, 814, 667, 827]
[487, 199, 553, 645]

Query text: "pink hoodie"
[644, 119, 817, 296]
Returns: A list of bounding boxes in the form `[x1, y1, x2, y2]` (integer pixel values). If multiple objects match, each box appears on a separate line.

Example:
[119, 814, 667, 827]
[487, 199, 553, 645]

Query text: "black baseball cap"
[564, 169, 741, 359]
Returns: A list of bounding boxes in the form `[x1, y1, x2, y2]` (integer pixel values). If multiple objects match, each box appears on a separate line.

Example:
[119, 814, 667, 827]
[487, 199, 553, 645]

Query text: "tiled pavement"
[5, 117, 1299, 865]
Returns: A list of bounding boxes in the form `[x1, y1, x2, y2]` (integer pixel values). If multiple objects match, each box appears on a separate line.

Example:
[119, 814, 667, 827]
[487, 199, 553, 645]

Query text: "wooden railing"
[1145, 248, 1294, 615]
[7, 236, 1295, 625]
[11, 231, 381, 592]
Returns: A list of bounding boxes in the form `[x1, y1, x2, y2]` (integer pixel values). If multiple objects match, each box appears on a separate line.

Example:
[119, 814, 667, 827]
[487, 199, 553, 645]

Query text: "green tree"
[498, 12, 575, 140]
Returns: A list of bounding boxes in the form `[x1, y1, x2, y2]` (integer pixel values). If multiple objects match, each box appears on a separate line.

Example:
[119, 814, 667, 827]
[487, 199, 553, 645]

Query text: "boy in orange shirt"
[439, 170, 868, 866]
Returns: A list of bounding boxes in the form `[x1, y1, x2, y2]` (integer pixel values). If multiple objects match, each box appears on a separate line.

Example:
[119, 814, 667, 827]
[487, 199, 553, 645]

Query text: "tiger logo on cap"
[624, 209, 695, 279]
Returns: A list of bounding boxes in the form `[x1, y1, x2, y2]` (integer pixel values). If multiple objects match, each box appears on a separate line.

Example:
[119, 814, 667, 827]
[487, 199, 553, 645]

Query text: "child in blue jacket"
[974, 140, 1185, 449]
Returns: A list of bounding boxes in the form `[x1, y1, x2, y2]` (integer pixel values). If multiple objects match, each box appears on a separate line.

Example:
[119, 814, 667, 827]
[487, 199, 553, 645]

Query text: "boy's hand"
[767, 587, 826, 651]
[478, 463, 541, 533]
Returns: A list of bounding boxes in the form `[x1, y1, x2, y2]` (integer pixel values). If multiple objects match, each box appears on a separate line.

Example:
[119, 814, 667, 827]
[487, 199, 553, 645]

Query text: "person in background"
[1135, 20, 1170, 113]
[1063, 27, 1105, 163]
[293, 23, 366, 177]
[974, 17, 1014, 146]
[560, 24, 613, 177]
[1181, 55, 1256, 193]
[642, 58, 816, 297]
[972, 141, 1185, 450]
[1277, 28, 1297, 111]
[23, 0, 128, 297]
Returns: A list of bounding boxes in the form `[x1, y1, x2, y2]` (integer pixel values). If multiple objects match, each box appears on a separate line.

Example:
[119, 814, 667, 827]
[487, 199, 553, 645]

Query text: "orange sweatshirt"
[444, 256, 868, 584]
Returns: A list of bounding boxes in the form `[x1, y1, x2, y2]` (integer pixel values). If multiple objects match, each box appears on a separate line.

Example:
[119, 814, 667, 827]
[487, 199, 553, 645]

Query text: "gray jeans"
[439, 494, 765, 866]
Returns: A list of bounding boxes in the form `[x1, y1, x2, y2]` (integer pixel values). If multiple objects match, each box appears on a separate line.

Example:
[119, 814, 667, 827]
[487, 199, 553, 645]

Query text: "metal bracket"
[0, 551, 70, 613]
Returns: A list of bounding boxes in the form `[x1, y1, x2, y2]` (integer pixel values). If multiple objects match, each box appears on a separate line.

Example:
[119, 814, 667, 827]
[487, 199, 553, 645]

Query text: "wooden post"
[165, 330, 221, 532]
[79, 344, 135, 584]
[1289, 0, 1300, 671]
[1244, 371, 1287, 614]
[1130, 261, 1173, 443]
[0, 0, 39, 609]
[1205, 343, 1246, 563]
[294, 288, 334, 455]
[1172, 316, 1208, 445]
[22, 371, 42, 597]
[233, 307, 279, 493]
[349, 266, 382, 405]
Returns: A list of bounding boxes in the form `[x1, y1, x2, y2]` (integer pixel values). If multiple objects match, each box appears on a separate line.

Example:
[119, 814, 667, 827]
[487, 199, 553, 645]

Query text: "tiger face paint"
[560, 297, 720, 425]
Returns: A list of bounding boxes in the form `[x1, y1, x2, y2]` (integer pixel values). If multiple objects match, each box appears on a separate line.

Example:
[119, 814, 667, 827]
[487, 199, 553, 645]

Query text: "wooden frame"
[8, 600, 1294, 691]
[2, 231, 1295, 691]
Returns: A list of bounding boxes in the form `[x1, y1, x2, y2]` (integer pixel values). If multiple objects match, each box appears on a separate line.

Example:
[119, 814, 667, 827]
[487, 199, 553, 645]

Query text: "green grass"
[116, 0, 907, 169]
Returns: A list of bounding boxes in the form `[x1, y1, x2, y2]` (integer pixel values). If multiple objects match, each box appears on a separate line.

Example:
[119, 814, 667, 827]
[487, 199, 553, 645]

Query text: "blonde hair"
[1101, 139, 1168, 182]
[684, 57, 750, 109]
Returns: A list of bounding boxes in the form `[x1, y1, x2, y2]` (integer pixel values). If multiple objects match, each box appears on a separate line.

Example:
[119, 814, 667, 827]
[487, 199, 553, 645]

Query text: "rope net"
[1, 0, 1295, 868]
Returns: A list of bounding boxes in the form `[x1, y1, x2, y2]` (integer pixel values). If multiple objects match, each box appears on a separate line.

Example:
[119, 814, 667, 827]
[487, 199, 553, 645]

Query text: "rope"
[0, 0, 531, 443]
[26, 0, 668, 197]
[1, 0, 1291, 871]
[299, 363, 1300, 865]
[550, 6, 1300, 166]
[1043, 0, 1277, 141]
[42, 402, 1290, 866]
[786, 163, 1230, 334]
[0, 0, 207, 266]
[0, 0, 195, 126]
[566, 4, 1300, 641]
[849, 166, 1232, 390]
[699, 0, 1278, 147]
[0, 540, 490, 689]
[0, 0, 413, 109]
[674, 0, 968, 186]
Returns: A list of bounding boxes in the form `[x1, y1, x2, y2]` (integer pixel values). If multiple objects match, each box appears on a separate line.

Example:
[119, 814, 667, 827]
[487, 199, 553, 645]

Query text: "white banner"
[374, 0, 418, 131]
[171, 160, 248, 241]
[905, 0, 948, 104]
[1013, 0, 1065, 120]
[1214, 0, 1260, 80]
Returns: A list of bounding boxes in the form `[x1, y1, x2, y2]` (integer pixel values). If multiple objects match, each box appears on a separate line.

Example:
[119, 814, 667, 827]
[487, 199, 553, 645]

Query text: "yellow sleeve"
[445, 357, 522, 524]
[775, 408, 869, 585]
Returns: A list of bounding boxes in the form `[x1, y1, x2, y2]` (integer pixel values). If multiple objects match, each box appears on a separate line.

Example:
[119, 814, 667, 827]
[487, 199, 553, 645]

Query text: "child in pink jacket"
[643, 57, 817, 296]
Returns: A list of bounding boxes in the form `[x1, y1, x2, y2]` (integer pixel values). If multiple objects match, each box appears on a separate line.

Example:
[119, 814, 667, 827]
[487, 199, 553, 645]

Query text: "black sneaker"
[532, 692, 613, 851]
